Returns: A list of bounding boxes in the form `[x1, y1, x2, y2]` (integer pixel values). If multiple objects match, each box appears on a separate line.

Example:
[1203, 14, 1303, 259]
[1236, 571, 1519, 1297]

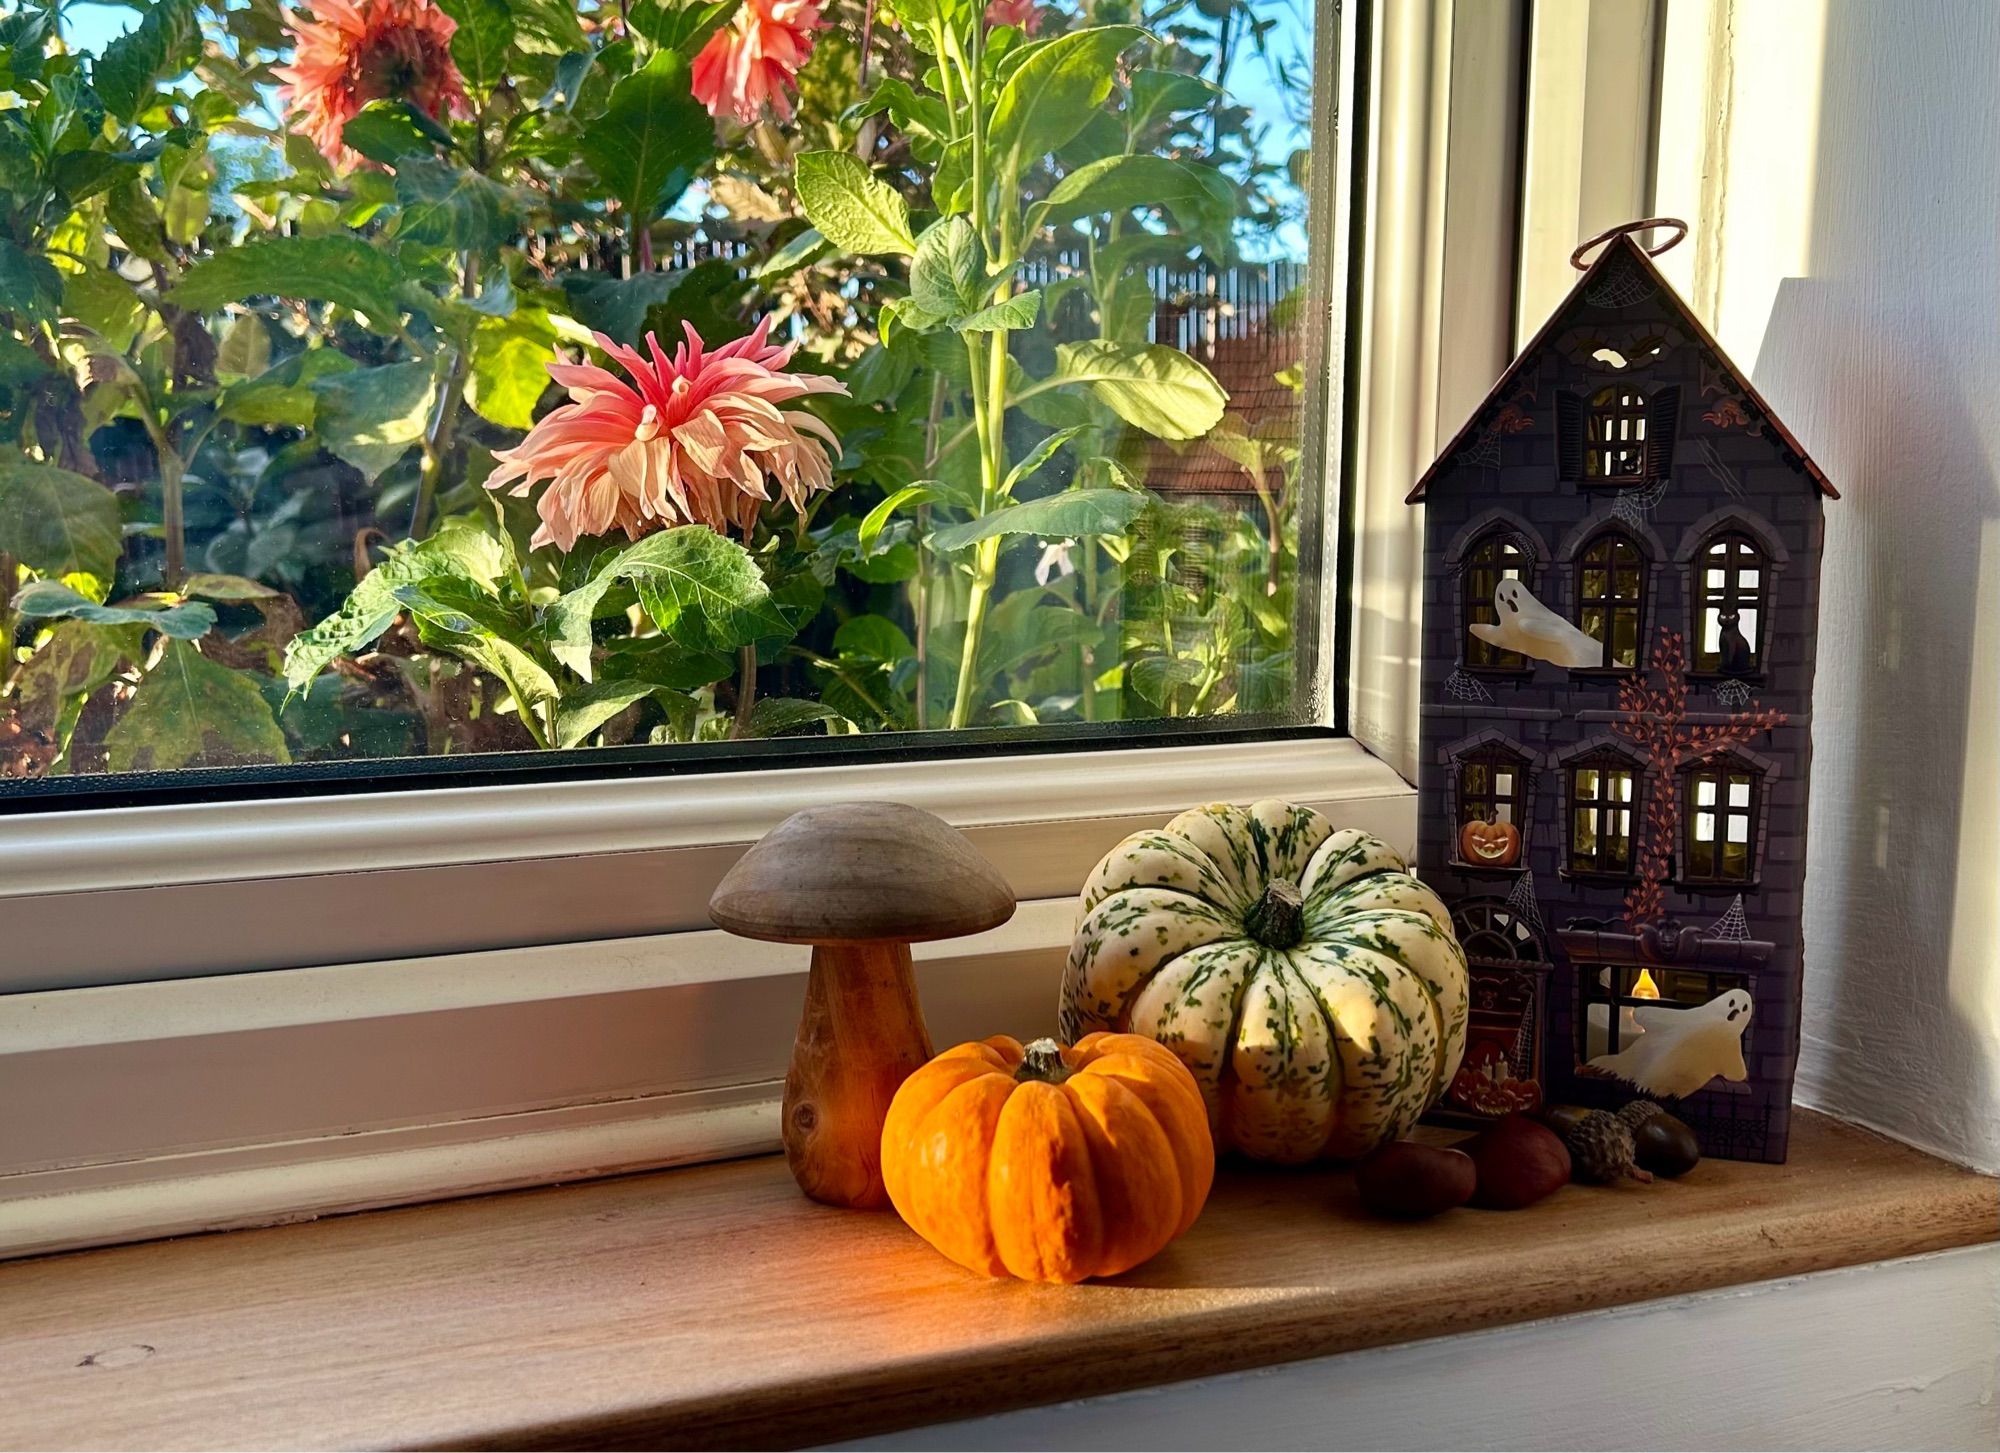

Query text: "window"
[1463, 531, 1532, 670]
[1575, 529, 1647, 669]
[1458, 749, 1526, 830]
[1579, 963, 1751, 1060]
[1585, 387, 1650, 481]
[1683, 760, 1761, 883]
[1692, 531, 1770, 674]
[0, 0, 1331, 799]
[1567, 752, 1638, 876]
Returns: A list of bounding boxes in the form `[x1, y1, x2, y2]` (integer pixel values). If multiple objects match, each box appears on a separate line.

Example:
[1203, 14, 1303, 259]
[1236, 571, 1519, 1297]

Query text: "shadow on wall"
[1750, 0, 2000, 1172]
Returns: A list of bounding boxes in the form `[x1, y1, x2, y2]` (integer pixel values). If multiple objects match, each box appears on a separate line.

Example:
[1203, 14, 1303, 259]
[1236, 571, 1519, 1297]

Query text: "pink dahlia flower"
[485, 318, 849, 552]
[984, 0, 1043, 32]
[690, 0, 825, 126]
[275, 0, 468, 167]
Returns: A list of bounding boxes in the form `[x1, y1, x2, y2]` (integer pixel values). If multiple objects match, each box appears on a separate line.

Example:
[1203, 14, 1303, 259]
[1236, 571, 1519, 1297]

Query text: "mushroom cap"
[708, 801, 1017, 944]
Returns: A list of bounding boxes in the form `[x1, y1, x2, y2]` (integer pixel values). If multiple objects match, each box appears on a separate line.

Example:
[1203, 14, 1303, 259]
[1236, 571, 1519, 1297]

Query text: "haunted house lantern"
[1407, 220, 1836, 1163]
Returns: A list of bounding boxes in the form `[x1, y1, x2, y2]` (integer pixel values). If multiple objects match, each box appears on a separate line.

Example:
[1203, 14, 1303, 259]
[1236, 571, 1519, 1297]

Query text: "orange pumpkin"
[1459, 817, 1522, 867]
[881, 1033, 1215, 1283]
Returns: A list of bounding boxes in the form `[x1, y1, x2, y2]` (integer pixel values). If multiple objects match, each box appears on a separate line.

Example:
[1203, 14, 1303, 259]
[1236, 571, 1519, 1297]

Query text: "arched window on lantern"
[1691, 529, 1770, 675]
[1681, 756, 1764, 885]
[1566, 749, 1640, 878]
[1462, 528, 1531, 670]
[1574, 527, 1648, 669]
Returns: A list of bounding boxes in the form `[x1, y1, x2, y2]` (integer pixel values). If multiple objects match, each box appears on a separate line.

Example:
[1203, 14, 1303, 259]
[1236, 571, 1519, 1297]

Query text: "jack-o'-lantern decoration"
[1458, 818, 1521, 868]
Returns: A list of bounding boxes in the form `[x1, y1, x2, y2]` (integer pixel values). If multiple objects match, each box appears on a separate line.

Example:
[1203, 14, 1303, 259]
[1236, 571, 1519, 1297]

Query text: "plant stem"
[731, 643, 758, 737]
[915, 371, 947, 730]
[135, 405, 186, 590]
[410, 256, 479, 540]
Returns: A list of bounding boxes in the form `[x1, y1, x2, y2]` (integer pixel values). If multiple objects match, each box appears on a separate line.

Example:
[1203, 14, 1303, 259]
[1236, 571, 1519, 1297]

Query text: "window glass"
[1569, 755, 1635, 875]
[0, 0, 1328, 791]
[1576, 529, 1644, 668]
[1463, 531, 1528, 669]
[1693, 531, 1767, 674]
[1584, 386, 1647, 480]
[1685, 762, 1758, 882]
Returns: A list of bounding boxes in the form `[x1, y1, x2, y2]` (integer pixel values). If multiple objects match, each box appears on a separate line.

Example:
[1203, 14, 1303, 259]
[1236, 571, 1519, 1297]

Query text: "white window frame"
[0, 0, 1531, 1259]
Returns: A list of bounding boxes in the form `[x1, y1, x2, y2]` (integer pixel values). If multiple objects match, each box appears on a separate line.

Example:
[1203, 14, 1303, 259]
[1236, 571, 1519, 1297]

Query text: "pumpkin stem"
[1015, 1038, 1073, 1085]
[1245, 879, 1306, 949]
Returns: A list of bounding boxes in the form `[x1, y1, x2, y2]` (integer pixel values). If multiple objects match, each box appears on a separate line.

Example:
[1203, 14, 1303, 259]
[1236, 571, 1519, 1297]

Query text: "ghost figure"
[1469, 579, 1606, 669]
[1588, 989, 1754, 1099]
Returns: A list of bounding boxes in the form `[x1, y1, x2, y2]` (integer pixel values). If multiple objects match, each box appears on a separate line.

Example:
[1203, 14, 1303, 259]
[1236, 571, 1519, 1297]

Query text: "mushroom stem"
[783, 940, 934, 1209]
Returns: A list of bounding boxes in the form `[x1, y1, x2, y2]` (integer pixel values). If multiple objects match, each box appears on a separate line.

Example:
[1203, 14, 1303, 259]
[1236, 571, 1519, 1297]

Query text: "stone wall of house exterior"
[1413, 242, 1828, 1162]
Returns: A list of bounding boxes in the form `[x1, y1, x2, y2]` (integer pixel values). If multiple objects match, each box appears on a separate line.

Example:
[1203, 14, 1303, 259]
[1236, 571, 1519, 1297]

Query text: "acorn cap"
[708, 801, 1016, 945]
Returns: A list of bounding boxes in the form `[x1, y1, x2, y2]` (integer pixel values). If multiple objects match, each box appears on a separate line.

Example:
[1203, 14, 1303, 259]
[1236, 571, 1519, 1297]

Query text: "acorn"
[1560, 1109, 1653, 1185]
[1616, 1099, 1665, 1130]
[1631, 1110, 1703, 1178]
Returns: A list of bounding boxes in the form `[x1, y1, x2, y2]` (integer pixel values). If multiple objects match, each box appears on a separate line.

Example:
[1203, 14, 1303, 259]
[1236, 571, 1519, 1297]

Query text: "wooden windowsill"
[0, 1110, 1992, 1451]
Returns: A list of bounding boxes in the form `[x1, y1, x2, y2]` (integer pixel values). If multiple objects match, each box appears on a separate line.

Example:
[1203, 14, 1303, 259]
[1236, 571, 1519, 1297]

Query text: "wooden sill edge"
[0, 1109, 1994, 1453]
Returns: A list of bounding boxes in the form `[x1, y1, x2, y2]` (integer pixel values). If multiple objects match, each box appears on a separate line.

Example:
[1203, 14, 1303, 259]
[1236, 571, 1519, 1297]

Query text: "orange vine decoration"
[1609, 629, 1786, 928]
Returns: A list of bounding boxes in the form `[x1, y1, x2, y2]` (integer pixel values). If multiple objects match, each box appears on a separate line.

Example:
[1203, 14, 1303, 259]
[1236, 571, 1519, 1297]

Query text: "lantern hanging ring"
[1570, 217, 1689, 271]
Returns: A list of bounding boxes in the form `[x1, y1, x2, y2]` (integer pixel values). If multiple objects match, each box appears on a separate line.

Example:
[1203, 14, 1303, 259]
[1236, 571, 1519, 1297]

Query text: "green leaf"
[183, 573, 280, 601]
[752, 226, 829, 281]
[170, 235, 406, 328]
[105, 179, 172, 264]
[1039, 155, 1234, 230]
[215, 314, 272, 382]
[743, 697, 848, 737]
[832, 613, 914, 663]
[559, 269, 690, 344]
[794, 151, 916, 256]
[12, 581, 216, 640]
[11, 621, 142, 753]
[219, 348, 357, 428]
[0, 462, 122, 581]
[1046, 340, 1227, 441]
[342, 102, 439, 165]
[550, 526, 788, 672]
[1129, 67, 1224, 131]
[283, 522, 510, 691]
[311, 361, 438, 483]
[857, 482, 945, 557]
[437, 0, 515, 87]
[0, 240, 63, 325]
[1128, 653, 1203, 710]
[465, 307, 561, 429]
[394, 156, 521, 250]
[554, 678, 658, 748]
[581, 49, 714, 227]
[394, 576, 561, 712]
[987, 27, 1143, 186]
[51, 151, 136, 206]
[929, 488, 1146, 552]
[105, 640, 292, 772]
[1001, 424, 1086, 494]
[94, 0, 200, 122]
[954, 288, 1040, 333]
[910, 215, 983, 319]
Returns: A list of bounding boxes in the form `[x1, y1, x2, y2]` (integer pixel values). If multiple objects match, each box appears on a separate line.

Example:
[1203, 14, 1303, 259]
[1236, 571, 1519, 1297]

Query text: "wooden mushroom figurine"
[708, 801, 1015, 1209]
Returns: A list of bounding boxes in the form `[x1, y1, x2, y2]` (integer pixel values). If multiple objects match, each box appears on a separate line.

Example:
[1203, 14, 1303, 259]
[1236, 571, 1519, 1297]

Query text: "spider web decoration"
[1504, 869, 1548, 943]
[1713, 677, 1753, 709]
[1462, 429, 1503, 470]
[1697, 437, 1749, 499]
[1708, 895, 1752, 942]
[1508, 1007, 1536, 1079]
[1586, 256, 1659, 309]
[1443, 667, 1494, 704]
[1611, 475, 1672, 527]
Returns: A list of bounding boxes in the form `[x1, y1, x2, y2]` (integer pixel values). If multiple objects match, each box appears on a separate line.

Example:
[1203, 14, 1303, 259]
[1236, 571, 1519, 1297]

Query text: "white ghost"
[1470, 579, 1606, 669]
[1588, 989, 1754, 1099]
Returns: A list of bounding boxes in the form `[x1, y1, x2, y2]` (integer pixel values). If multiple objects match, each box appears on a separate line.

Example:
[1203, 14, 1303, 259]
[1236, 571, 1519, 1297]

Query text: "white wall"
[1653, 0, 2000, 1172]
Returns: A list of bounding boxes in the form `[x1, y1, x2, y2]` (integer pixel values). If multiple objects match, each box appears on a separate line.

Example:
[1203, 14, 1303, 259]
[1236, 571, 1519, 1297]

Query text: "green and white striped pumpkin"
[1060, 799, 1470, 1163]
